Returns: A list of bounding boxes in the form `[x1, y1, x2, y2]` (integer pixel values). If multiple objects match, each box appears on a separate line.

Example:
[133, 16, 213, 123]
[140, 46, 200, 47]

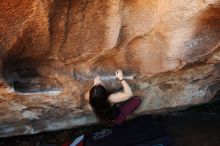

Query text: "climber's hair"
[89, 85, 118, 123]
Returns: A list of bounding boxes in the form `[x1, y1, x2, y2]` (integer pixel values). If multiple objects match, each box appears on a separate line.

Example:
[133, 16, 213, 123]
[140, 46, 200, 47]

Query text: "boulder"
[0, 0, 219, 137]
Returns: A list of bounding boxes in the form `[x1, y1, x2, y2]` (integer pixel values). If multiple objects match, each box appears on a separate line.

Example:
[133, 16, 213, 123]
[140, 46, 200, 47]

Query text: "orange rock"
[0, 0, 219, 137]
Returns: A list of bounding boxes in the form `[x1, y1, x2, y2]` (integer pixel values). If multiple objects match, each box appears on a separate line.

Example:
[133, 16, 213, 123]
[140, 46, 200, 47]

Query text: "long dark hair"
[89, 85, 118, 123]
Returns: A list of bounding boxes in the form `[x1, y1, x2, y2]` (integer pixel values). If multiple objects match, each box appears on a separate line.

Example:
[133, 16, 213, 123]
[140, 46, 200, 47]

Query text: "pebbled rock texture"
[0, 0, 219, 137]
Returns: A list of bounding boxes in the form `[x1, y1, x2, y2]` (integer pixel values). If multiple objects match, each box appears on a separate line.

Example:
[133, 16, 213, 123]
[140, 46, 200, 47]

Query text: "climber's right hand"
[115, 70, 124, 81]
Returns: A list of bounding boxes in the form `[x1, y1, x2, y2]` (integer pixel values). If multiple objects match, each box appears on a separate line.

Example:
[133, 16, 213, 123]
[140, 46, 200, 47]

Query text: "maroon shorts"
[114, 96, 141, 125]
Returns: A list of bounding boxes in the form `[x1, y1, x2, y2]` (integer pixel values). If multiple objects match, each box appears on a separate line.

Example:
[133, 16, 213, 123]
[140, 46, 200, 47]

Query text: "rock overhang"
[0, 0, 219, 137]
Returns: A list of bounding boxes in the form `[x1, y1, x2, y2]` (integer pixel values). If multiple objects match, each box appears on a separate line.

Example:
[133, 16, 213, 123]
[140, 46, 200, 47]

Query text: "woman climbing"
[87, 70, 141, 124]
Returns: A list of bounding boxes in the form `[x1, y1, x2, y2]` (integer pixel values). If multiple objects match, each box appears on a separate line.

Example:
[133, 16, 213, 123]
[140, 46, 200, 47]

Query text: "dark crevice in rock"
[3, 57, 39, 92]
[2, 57, 60, 93]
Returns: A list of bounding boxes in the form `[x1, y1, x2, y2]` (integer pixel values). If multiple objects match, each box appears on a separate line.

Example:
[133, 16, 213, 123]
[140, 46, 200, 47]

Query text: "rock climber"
[86, 70, 141, 124]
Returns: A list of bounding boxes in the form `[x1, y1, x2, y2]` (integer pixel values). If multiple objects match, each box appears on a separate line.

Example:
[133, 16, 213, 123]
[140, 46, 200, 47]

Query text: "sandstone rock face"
[0, 0, 219, 137]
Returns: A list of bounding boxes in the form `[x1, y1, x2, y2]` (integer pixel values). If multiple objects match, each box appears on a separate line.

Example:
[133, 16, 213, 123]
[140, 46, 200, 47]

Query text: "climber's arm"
[108, 70, 133, 104]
